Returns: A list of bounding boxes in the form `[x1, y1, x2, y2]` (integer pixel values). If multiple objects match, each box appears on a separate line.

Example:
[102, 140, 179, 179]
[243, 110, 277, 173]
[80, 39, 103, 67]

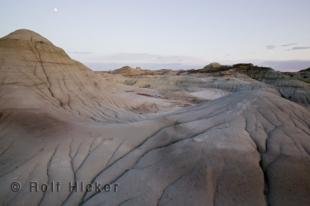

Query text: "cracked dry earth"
[0, 30, 310, 206]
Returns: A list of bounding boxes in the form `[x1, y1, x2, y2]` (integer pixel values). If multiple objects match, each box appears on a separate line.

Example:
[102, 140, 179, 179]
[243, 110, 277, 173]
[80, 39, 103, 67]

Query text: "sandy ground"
[190, 88, 231, 100]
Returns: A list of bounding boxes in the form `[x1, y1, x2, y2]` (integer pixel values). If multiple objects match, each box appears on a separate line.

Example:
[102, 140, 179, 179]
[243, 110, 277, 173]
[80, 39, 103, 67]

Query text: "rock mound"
[2, 29, 53, 44]
[0, 29, 140, 122]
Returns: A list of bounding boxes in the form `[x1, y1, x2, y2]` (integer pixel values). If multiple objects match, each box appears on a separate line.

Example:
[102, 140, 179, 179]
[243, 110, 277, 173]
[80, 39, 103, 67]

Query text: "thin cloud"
[266, 43, 300, 50]
[266, 45, 276, 50]
[290, 46, 310, 50]
[281, 43, 297, 47]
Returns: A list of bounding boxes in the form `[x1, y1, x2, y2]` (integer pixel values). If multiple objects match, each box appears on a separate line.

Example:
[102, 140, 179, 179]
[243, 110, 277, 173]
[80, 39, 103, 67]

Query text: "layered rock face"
[0, 30, 310, 206]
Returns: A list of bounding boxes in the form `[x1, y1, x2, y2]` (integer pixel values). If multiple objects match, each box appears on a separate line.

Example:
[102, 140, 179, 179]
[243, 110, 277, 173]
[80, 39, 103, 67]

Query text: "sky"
[0, 0, 310, 71]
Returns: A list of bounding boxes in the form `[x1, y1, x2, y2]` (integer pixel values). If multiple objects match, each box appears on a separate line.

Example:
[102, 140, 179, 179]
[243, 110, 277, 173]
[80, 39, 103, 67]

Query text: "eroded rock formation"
[0, 30, 309, 206]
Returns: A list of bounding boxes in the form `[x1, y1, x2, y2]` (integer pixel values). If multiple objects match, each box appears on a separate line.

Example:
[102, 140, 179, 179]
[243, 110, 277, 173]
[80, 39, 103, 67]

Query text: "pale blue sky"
[1, 0, 310, 71]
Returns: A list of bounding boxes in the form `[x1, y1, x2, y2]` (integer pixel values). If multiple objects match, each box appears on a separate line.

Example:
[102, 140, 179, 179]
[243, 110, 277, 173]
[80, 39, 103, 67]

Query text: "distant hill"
[107, 63, 310, 106]
[284, 67, 310, 83]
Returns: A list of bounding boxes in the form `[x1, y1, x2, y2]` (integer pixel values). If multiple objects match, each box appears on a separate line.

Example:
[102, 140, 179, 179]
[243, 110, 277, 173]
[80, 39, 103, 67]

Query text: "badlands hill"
[0, 29, 138, 122]
[189, 63, 310, 105]
[100, 63, 310, 107]
[0, 30, 310, 206]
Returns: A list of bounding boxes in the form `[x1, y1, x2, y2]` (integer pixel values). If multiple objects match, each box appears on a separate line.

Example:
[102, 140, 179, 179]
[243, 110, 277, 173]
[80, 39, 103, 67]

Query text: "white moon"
[53, 8, 59, 13]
